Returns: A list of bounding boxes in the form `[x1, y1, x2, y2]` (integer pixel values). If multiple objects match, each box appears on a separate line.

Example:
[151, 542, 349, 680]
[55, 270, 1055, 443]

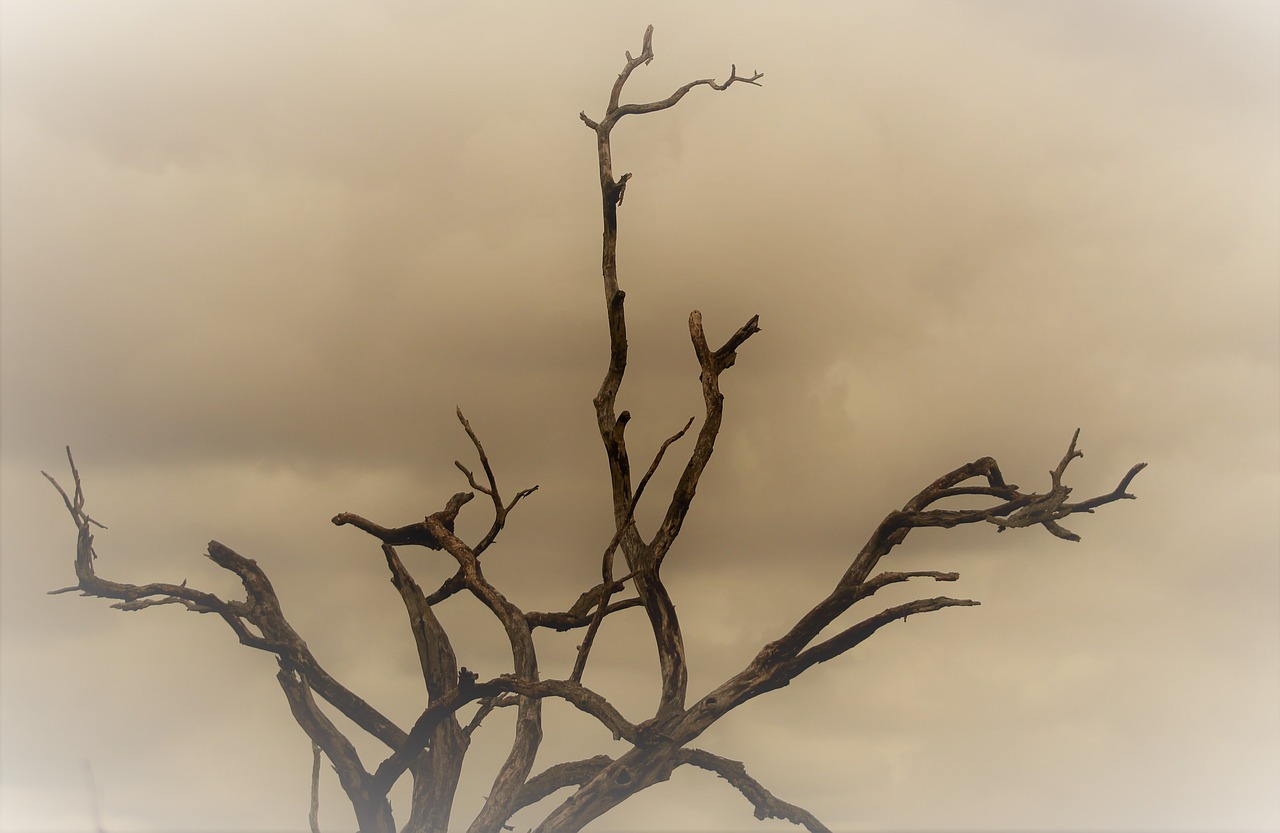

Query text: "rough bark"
[45, 25, 1145, 833]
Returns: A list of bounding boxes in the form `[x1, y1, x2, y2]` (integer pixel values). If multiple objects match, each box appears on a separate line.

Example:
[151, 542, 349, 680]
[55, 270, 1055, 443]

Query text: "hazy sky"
[2, 2, 1278, 831]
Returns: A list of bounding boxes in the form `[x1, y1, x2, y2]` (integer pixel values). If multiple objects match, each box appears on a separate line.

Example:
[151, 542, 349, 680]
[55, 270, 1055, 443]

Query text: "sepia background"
[2, 1, 1277, 831]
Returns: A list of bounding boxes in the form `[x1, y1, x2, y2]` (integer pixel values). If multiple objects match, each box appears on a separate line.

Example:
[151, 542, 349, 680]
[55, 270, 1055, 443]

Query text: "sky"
[1, 1, 1278, 831]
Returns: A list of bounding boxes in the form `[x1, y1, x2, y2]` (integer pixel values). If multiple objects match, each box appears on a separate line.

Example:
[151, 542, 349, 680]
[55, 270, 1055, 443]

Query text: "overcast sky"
[2, 2, 1278, 831]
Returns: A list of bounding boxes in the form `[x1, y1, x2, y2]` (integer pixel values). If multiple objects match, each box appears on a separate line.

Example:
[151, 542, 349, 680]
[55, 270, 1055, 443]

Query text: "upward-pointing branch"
[580, 25, 763, 726]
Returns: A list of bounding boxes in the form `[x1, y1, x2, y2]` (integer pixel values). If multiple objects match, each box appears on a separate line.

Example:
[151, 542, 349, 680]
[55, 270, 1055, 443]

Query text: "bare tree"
[45, 27, 1145, 833]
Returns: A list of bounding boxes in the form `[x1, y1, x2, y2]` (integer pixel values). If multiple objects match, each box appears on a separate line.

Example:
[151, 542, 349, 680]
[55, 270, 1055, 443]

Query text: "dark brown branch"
[462, 694, 518, 737]
[514, 756, 615, 812]
[527, 591, 642, 632]
[454, 408, 538, 555]
[855, 570, 962, 600]
[984, 431, 1147, 541]
[424, 569, 468, 606]
[790, 597, 981, 675]
[46, 453, 410, 760]
[577, 24, 763, 741]
[380, 544, 468, 826]
[678, 748, 833, 833]
[902, 456, 1017, 513]
[581, 25, 764, 133]
[682, 432, 1144, 730]
[331, 490, 473, 550]
[1067, 461, 1148, 513]
[416, 518, 542, 832]
[372, 674, 636, 797]
[493, 676, 640, 744]
[570, 417, 694, 681]
[371, 669, 498, 794]
[651, 311, 761, 561]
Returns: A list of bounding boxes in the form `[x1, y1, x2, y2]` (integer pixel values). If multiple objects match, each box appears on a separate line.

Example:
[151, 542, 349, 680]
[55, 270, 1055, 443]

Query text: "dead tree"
[46, 27, 1145, 833]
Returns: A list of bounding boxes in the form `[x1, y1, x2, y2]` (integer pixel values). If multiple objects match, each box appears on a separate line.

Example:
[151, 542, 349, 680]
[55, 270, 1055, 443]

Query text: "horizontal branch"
[855, 570, 961, 600]
[331, 491, 473, 550]
[527, 593, 643, 632]
[497, 677, 639, 743]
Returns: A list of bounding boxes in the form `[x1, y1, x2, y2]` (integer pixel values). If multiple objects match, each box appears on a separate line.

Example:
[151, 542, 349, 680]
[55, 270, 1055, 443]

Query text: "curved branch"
[651, 311, 761, 561]
[495, 677, 639, 744]
[585, 26, 764, 131]
[515, 756, 615, 813]
[331, 490, 473, 550]
[677, 748, 833, 833]
[46, 453, 410, 756]
[454, 408, 538, 555]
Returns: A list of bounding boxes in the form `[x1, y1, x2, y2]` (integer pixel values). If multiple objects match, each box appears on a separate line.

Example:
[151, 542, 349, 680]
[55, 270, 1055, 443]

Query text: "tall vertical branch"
[578, 25, 763, 722]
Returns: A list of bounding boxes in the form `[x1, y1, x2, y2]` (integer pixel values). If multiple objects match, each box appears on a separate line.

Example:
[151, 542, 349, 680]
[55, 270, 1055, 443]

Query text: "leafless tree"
[45, 27, 1145, 833]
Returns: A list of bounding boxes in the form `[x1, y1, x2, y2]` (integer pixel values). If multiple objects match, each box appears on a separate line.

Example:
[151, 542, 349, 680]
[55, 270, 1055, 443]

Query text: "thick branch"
[571, 417, 693, 682]
[371, 670, 497, 794]
[381, 544, 468, 830]
[331, 490, 473, 550]
[415, 518, 542, 833]
[371, 674, 636, 799]
[515, 756, 615, 812]
[277, 664, 395, 833]
[495, 677, 639, 743]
